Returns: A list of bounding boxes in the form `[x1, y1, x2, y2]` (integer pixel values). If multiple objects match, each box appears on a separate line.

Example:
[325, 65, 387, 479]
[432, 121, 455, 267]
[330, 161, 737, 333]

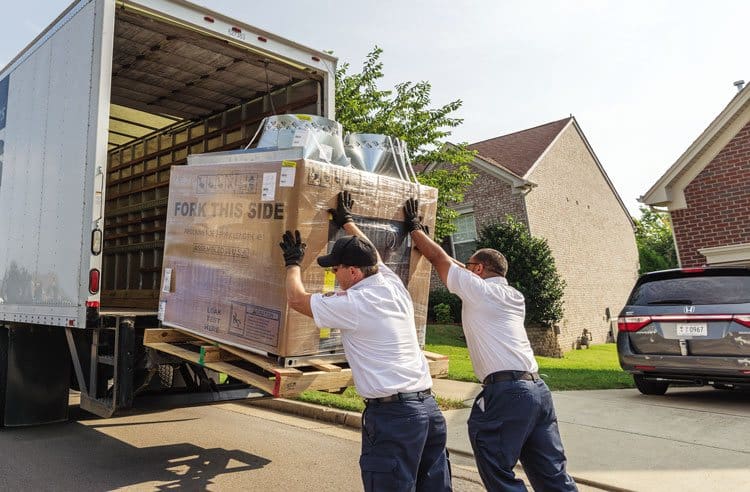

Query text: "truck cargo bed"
[102, 5, 325, 310]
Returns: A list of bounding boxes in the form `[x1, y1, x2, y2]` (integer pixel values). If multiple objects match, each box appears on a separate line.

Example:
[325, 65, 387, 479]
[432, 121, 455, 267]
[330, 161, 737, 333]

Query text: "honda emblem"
[684, 306, 695, 314]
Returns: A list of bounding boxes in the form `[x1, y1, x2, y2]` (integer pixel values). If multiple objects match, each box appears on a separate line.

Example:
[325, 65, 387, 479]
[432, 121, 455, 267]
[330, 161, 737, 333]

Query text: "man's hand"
[403, 197, 426, 233]
[279, 230, 306, 267]
[328, 190, 355, 228]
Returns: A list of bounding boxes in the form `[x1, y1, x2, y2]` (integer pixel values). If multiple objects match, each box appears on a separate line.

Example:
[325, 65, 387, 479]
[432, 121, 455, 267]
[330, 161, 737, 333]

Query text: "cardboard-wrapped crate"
[158, 151, 437, 358]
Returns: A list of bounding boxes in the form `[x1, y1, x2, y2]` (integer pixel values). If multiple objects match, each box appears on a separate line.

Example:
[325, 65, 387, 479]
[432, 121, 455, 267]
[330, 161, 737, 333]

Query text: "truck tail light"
[89, 269, 100, 294]
[618, 316, 652, 332]
[733, 315, 750, 328]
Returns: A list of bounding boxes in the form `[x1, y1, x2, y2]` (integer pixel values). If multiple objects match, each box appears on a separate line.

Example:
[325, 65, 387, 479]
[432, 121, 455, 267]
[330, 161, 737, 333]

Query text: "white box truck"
[0, 0, 338, 426]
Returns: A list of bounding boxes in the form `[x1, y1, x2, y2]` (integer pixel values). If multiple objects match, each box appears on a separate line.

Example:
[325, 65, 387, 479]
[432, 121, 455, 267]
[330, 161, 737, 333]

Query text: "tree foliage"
[334, 47, 476, 240]
[478, 217, 566, 327]
[633, 206, 678, 274]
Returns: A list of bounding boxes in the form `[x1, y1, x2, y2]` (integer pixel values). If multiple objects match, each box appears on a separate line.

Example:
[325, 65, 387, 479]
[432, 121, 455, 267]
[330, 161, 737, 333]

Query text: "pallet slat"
[145, 342, 276, 392]
[143, 328, 448, 398]
[305, 360, 343, 372]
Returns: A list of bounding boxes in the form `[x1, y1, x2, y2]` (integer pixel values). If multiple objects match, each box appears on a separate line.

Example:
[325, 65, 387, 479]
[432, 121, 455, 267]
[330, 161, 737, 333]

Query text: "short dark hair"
[355, 264, 379, 278]
[471, 248, 508, 277]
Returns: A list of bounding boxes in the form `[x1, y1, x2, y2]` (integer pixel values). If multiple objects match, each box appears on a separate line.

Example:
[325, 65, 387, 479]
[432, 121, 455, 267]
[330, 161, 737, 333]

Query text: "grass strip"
[425, 324, 635, 391]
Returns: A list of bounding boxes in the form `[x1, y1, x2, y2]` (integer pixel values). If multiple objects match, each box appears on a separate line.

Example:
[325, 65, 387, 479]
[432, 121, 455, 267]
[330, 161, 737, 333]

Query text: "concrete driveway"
[549, 386, 750, 491]
[433, 380, 750, 491]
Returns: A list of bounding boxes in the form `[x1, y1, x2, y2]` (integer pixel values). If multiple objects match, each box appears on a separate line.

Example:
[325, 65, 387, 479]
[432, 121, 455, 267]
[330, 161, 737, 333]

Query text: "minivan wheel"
[633, 375, 669, 395]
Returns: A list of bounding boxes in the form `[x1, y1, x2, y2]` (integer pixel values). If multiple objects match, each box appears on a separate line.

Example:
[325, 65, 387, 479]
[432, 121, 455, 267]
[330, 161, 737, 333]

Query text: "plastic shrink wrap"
[158, 149, 437, 358]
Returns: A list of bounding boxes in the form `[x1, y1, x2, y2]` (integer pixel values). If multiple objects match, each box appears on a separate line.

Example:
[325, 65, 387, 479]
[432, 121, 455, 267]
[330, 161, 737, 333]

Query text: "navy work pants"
[360, 395, 452, 491]
[468, 378, 577, 492]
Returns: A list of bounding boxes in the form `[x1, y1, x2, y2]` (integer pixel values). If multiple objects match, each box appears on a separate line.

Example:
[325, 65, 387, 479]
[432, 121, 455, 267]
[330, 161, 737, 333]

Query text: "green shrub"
[433, 303, 454, 324]
[478, 217, 565, 327]
[428, 288, 462, 323]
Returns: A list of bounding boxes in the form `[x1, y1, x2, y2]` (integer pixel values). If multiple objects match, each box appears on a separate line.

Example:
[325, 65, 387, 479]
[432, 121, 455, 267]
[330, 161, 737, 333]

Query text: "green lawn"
[425, 324, 635, 391]
[295, 324, 633, 411]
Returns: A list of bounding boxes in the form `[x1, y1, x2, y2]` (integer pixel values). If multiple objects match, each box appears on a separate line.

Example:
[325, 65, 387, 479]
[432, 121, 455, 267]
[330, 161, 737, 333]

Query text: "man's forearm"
[342, 222, 363, 238]
[410, 230, 445, 262]
[342, 222, 383, 263]
[410, 229, 456, 284]
[285, 266, 314, 318]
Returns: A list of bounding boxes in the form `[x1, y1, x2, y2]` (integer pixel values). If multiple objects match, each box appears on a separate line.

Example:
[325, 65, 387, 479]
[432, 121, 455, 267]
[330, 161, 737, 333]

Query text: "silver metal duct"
[251, 114, 349, 166]
[344, 133, 406, 179]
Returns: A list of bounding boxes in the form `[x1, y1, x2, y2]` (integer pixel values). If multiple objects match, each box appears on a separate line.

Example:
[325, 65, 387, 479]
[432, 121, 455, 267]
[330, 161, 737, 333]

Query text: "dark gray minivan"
[617, 267, 750, 395]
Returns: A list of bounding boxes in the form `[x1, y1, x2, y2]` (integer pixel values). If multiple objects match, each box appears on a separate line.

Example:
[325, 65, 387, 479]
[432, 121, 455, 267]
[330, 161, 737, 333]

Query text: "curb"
[248, 397, 631, 492]
[248, 397, 363, 429]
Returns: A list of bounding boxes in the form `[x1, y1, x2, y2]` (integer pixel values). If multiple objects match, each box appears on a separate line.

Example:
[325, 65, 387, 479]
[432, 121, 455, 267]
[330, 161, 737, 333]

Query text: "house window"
[450, 212, 478, 262]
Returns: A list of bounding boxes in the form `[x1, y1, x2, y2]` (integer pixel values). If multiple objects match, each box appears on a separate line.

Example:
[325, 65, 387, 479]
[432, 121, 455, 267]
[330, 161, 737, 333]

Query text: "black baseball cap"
[317, 235, 378, 268]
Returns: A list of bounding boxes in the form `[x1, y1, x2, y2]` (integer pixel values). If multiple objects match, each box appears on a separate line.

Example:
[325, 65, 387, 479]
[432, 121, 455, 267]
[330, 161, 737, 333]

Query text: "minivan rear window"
[629, 275, 750, 305]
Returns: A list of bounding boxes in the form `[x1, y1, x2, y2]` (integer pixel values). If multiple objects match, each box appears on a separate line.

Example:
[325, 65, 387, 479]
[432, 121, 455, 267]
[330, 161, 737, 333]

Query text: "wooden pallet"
[143, 328, 449, 398]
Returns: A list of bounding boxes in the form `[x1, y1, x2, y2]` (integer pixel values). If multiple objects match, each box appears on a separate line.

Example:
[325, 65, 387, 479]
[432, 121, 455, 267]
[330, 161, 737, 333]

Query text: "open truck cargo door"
[0, 0, 339, 424]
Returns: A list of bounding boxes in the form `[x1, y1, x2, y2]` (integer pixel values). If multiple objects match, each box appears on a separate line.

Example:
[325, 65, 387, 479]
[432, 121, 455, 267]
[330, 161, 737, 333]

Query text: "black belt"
[366, 389, 433, 404]
[483, 371, 539, 385]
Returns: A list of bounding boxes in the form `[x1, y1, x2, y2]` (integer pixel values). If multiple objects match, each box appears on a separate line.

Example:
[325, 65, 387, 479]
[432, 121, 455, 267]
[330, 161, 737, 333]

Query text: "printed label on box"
[229, 301, 281, 346]
[162, 268, 172, 292]
[292, 129, 309, 147]
[280, 160, 296, 187]
[196, 173, 258, 194]
[261, 172, 277, 201]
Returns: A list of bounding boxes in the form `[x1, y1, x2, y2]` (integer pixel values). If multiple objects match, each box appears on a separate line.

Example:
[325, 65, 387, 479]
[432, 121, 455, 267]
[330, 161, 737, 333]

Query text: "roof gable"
[422, 143, 535, 192]
[468, 117, 572, 177]
[641, 85, 750, 209]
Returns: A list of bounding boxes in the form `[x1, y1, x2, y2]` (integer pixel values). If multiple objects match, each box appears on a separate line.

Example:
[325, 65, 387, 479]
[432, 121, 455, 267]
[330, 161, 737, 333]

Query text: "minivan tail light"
[618, 316, 652, 332]
[733, 315, 750, 328]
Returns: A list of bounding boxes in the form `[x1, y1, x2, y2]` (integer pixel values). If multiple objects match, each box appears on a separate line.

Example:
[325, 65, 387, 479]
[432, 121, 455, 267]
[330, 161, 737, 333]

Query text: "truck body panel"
[0, 0, 104, 326]
[0, 0, 336, 327]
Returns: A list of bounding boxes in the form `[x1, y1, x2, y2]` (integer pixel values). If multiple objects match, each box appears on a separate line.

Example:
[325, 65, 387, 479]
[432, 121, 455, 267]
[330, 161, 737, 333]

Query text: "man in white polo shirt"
[403, 198, 577, 492]
[278, 191, 451, 492]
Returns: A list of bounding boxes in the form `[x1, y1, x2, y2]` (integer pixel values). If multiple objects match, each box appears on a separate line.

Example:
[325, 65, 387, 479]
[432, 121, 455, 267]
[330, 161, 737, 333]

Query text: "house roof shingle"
[468, 117, 572, 177]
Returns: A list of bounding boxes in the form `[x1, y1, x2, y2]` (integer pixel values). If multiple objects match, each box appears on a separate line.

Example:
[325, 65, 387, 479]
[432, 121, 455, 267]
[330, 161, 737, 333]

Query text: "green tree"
[633, 206, 678, 274]
[478, 217, 566, 327]
[335, 47, 476, 240]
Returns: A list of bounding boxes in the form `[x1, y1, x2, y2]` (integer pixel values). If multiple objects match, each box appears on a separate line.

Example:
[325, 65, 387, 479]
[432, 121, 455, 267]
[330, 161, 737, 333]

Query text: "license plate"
[676, 323, 707, 337]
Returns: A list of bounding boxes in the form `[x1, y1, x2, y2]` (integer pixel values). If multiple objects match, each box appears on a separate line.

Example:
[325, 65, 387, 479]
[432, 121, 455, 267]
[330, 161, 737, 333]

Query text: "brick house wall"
[427, 164, 527, 293]
[428, 120, 637, 355]
[463, 173, 528, 228]
[430, 164, 528, 310]
[523, 124, 639, 351]
[669, 120, 750, 267]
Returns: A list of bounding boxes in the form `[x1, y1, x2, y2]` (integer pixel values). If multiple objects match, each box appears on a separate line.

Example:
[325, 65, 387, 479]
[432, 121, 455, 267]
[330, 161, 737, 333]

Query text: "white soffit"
[465, 154, 535, 194]
[698, 243, 750, 265]
[641, 87, 750, 210]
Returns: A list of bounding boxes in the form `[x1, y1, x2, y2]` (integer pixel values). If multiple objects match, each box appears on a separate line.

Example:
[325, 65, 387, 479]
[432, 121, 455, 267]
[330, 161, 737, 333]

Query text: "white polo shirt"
[310, 262, 432, 399]
[447, 263, 538, 381]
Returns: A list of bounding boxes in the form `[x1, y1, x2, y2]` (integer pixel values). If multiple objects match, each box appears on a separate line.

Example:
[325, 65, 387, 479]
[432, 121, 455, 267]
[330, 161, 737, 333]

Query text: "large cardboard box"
[158, 152, 437, 358]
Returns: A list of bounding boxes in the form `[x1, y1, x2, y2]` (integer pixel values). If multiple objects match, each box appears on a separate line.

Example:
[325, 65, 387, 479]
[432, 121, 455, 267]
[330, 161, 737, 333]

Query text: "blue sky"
[2, 1, 749, 215]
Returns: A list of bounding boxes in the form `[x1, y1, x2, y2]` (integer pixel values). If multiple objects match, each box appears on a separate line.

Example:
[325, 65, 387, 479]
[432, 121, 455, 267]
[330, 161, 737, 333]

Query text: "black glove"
[328, 190, 355, 228]
[403, 197, 425, 233]
[279, 230, 306, 267]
